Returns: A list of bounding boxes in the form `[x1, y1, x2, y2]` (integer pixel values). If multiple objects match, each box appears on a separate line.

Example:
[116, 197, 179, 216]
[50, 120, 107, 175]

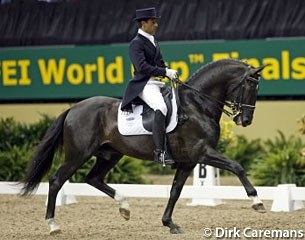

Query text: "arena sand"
[0, 194, 304, 240]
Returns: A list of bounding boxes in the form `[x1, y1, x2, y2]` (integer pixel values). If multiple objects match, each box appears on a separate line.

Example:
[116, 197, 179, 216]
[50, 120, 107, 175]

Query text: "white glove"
[165, 68, 178, 80]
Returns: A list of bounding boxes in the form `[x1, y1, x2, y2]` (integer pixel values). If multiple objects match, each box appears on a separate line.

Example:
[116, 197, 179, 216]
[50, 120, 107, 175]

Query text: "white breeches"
[138, 79, 167, 116]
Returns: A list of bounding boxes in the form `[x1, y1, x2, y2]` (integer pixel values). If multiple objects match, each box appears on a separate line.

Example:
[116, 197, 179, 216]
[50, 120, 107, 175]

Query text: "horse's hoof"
[46, 218, 61, 235]
[170, 227, 184, 234]
[252, 203, 266, 213]
[50, 228, 61, 235]
[119, 207, 130, 220]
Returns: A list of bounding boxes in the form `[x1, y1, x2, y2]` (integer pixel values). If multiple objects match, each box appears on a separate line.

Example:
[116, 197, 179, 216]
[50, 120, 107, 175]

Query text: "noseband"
[172, 66, 260, 118]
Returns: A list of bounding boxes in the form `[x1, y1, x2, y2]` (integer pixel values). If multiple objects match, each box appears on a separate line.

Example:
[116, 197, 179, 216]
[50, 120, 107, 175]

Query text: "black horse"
[21, 59, 266, 235]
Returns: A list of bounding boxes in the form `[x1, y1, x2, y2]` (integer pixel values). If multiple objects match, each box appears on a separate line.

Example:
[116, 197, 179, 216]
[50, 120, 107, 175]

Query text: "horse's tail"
[20, 109, 70, 196]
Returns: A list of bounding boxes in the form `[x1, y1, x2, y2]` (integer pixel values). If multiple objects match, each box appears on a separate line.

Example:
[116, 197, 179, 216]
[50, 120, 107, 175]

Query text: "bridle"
[172, 66, 260, 118]
[226, 67, 260, 118]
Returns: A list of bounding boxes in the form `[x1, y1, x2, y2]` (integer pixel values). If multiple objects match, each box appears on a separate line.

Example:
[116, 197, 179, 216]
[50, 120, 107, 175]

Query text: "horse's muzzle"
[242, 118, 252, 127]
[233, 114, 252, 127]
[241, 114, 253, 127]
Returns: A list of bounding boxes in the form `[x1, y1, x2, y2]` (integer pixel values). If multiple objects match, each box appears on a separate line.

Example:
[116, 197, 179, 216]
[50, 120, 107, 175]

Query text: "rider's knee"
[154, 102, 167, 116]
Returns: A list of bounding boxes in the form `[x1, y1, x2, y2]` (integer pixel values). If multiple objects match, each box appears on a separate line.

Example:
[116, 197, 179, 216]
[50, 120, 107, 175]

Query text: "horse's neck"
[190, 69, 228, 103]
[179, 85, 224, 123]
[180, 65, 235, 122]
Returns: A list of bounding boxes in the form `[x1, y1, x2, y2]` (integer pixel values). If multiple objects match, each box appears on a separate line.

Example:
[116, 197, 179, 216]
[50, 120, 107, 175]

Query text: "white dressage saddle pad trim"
[118, 89, 178, 136]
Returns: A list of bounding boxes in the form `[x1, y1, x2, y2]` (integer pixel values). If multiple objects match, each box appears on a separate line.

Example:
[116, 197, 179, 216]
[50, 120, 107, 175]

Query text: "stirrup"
[154, 150, 175, 166]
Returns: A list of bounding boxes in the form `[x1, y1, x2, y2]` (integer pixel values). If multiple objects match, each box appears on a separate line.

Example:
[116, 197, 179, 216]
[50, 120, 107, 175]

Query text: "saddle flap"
[117, 88, 178, 136]
[141, 86, 173, 132]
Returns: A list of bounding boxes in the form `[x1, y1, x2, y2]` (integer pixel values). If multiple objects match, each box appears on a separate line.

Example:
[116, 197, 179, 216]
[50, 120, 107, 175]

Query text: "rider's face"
[141, 18, 158, 35]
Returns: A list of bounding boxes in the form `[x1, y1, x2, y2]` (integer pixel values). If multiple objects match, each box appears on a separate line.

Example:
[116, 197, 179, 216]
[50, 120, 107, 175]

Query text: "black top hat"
[134, 7, 161, 21]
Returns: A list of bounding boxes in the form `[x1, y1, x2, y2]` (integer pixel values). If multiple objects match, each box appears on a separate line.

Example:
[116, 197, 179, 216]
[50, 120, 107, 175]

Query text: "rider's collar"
[138, 29, 155, 47]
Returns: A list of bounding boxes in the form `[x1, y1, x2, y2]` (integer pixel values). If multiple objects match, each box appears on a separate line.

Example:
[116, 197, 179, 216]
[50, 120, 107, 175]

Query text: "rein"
[172, 67, 259, 118]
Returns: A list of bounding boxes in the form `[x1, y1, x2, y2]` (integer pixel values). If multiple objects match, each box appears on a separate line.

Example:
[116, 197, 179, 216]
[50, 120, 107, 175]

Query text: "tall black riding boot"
[153, 110, 175, 165]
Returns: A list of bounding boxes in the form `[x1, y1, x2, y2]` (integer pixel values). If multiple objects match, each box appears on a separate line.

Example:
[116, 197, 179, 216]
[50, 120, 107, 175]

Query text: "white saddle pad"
[118, 89, 178, 136]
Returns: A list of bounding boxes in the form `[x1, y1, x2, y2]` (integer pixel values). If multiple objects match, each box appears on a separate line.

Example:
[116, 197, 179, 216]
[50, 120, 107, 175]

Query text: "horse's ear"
[251, 64, 268, 75]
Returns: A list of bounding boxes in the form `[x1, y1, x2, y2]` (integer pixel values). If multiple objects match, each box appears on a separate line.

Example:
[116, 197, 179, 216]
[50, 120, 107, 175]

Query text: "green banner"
[1, 38, 305, 100]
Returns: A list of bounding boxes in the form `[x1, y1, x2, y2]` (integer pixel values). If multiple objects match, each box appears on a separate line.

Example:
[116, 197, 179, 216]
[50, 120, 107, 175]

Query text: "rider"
[121, 7, 178, 165]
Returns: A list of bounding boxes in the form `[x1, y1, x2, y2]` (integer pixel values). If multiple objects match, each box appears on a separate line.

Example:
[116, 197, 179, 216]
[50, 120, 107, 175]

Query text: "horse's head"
[183, 59, 266, 127]
[229, 65, 265, 127]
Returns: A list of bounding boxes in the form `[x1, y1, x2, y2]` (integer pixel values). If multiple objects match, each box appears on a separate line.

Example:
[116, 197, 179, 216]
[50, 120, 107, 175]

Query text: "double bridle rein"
[172, 67, 260, 118]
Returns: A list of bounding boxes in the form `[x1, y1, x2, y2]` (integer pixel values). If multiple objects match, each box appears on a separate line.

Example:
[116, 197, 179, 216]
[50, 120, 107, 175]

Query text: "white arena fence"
[0, 181, 304, 212]
[0, 164, 304, 212]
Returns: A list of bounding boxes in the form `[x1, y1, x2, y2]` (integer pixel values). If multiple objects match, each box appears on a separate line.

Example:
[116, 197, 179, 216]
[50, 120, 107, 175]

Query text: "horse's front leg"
[201, 146, 266, 213]
[162, 165, 195, 234]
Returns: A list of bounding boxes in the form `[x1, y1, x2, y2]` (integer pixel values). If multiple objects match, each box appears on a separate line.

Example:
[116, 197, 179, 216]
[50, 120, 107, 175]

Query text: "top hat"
[134, 7, 161, 21]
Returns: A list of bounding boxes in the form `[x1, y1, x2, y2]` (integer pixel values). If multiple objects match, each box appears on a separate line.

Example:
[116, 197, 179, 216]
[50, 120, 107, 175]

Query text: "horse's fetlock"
[248, 189, 258, 197]
[162, 217, 171, 226]
[114, 191, 126, 202]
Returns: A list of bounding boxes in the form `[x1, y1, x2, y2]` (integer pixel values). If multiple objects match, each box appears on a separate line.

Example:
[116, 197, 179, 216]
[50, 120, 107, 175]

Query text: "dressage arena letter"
[1, 60, 31, 86]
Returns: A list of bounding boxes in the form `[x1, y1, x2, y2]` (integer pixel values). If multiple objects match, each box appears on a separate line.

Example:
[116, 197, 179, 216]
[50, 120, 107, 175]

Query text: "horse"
[20, 59, 266, 235]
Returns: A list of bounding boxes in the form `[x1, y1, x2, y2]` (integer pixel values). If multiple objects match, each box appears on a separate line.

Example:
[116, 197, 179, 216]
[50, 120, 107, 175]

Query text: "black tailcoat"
[121, 33, 166, 111]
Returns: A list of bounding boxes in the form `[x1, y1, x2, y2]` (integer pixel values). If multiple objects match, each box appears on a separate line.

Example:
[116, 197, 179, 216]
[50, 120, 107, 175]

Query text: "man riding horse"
[121, 7, 178, 166]
[20, 6, 266, 235]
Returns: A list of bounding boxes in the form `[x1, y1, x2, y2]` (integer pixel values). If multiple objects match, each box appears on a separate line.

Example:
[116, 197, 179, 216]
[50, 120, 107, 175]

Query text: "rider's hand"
[165, 68, 178, 80]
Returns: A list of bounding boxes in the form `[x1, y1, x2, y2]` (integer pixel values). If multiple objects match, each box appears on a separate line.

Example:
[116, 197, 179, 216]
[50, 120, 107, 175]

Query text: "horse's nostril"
[242, 118, 251, 126]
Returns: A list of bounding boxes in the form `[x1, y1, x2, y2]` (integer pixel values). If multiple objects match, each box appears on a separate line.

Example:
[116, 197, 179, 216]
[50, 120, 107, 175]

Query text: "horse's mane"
[187, 59, 250, 84]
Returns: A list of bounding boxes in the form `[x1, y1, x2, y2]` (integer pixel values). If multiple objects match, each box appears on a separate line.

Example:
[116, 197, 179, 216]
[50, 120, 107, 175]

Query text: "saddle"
[134, 86, 173, 132]
[117, 86, 187, 136]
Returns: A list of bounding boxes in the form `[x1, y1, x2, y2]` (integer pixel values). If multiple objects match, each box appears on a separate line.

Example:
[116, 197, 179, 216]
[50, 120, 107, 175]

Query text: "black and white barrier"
[187, 164, 223, 206]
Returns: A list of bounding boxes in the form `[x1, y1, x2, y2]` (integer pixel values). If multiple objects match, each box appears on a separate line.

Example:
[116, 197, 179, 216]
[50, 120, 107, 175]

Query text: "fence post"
[187, 164, 223, 206]
[271, 184, 304, 212]
[45, 181, 77, 206]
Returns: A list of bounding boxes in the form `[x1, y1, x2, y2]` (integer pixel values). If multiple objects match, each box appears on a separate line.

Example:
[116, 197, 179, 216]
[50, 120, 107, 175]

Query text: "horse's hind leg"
[85, 152, 130, 220]
[46, 155, 89, 234]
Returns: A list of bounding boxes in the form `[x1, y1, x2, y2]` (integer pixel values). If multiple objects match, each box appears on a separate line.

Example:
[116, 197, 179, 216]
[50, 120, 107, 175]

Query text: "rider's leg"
[153, 110, 174, 164]
[139, 80, 174, 165]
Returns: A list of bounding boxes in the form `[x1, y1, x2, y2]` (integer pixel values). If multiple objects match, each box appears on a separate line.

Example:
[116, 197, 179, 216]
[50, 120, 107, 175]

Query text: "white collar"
[138, 29, 155, 46]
